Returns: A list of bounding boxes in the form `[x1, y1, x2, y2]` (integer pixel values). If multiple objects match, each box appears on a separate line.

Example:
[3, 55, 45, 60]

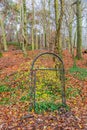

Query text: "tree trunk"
[0, 16, 7, 51]
[48, 0, 51, 48]
[54, 0, 59, 31]
[21, 0, 27, 54]
[32, 0, 35, 50]
[76, 0, 82, 59]
[43, 25, 47, 48]
[36, 31, 38, 50]
[23, 0, 27, 55]
[43, 0, 47, 48]
[69, 22, 73, 54]
[54, 0, 64, 57]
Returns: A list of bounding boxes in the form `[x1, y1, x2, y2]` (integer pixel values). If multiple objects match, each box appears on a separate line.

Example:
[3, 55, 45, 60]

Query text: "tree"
[48, 0, 51, 48]
[43, 0, 47, 48]
[23, 0, 27, 54]
[32, 0, 35, 50]
[54, 0, 59, 30]
[64, 0, 75, 54]
[0, 15, 8, 51]
[54, 0, 64, 56]
[76, 0, 82, 59]
[20, 0, 27, 54]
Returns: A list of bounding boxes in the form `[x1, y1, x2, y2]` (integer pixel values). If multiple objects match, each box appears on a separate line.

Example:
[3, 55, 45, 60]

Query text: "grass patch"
[30, 102, 70, 114]
[7, 41, 21, 49]
[20, 94, 30, 102]
[0, 97, 10, 105]
[7, 41, 20, 46]
[69, 66, 87, 80]
[0, 85, 15, 92]
[0, 85, 10, 92]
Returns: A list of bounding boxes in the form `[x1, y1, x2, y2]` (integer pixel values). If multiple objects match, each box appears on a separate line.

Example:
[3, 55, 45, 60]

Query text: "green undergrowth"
[29, 70, 79, 113]
[35, 70, 61, 101]
[69, 65, 87, 80]
[7, 41, 20, 46]
[0, 52, 3, 58]
[0, 85, 15, 92]
[0, 65, 80, 112]
[0, 63, 30, 105]
[0, 85, 19, 105]
[33, 102, 70, 114]
[7, 42, 21, 50]
[7, 42, 32, 50]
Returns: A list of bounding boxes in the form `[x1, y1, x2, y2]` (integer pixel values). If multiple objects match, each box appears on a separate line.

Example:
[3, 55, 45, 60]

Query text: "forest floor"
[0, 45, 87, 130]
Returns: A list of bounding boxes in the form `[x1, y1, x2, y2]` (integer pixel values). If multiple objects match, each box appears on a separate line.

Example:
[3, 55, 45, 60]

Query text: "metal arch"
[30, 52, 65, 71]
[30, 52, 66, 112]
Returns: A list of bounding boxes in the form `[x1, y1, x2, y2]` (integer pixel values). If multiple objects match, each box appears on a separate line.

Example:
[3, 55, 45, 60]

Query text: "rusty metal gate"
[30, 52, 66, 112]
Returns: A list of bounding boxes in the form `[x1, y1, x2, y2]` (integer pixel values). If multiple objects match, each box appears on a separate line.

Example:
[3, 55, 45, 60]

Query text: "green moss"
[0, 85, 16, 92]
[0, 52, 3, 58]
[0, 97, 10, 105]
[34, 102, 70, 114]
[69, 66, 87, 80]
[0, 85, 10, 92]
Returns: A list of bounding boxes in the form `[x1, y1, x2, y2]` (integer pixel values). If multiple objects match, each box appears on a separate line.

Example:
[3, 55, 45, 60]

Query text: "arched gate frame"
[30, 52, 66, 112]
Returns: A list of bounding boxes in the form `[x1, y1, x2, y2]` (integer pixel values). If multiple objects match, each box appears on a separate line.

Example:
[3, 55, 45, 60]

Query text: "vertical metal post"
[29, 70, 34, 110]
[33, 70, 36, 112]
[61, 68, 66, 105]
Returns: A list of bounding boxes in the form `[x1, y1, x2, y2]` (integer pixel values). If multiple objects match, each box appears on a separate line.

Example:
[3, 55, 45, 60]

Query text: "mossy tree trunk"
[0, 16, 8, 51]
[76, 0, 82, 59]
[68, 8, 73, 55]
[54, 0, 64, 57]
[54, 0, 59, 31]
[20, 0, 27, 55]
[36, 30, 38, 50]
[43, 0, 47, 48]
[43, 26, 47, 48]
[69, 22, 72, 54]
[23, 0, 27, 54]
[48, 0, 51, 48]
[32, 0, 35, 50]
